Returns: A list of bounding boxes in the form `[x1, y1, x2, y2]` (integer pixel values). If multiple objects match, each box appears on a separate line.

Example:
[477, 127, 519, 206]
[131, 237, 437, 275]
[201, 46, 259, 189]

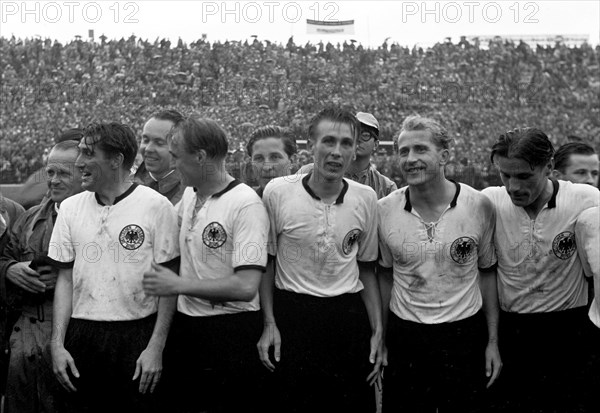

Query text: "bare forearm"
[259, 259, 276, 323]
[178, 269, 261, 302]
[52, 269, 73, 348]
[146, 296, 176, 351]
[479, 268, 499, 343]
[359, 266, 383, 334]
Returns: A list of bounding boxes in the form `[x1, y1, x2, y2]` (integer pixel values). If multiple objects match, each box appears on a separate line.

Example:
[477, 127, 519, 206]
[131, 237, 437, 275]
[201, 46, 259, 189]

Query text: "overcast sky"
[1, 1, 598, 47]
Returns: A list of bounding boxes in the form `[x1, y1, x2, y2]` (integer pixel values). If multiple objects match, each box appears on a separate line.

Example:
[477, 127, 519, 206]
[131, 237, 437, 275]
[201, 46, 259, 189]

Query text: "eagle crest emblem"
[202, 222, 227, 249]
[552, 231, 576, 260]
[450, 236, 476, 264]
[119, 225, 144, 250]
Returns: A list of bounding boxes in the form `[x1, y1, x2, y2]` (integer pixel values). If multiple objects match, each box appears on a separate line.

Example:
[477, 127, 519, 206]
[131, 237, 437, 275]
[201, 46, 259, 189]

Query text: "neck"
[308, 170, 344, 202]
[96, 170, 132, 205]
[410, 174, 454, 207]
[149, 169, 174, 181]
[524, 179, 553, 218]
[346, 155, 370, 175]
[193, 164, 234, 198]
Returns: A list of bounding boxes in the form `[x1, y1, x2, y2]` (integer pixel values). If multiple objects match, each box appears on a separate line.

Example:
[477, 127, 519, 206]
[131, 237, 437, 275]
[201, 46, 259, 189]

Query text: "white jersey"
[482, 180, 599, 313]
[378, 182, 497, 324]
[48, 184, 180, 321]
[575, 206, 600, 327]
[176, 182, 269, 317]
[264, 174, 378, 297]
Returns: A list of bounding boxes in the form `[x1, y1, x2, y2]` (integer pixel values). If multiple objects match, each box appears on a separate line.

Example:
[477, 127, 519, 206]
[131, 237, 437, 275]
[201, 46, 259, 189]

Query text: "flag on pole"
[307, 19, 355, 35]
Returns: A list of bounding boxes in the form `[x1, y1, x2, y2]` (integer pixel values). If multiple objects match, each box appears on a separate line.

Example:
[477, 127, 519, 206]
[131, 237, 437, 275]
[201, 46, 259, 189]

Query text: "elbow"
[234, 284, 258, 302]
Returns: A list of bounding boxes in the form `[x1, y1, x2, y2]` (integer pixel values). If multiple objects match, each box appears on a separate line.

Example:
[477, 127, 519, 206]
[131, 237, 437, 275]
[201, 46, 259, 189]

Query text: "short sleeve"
[575, 207, 600, 279]
[263, 184, 279, 257]
[377, 202, 394, 269]
[152, 199, 180, 264]
[232, 201, 269, 271]
[478, 195, 497, 270]
[357, 189, 378, 263]
[48, 204, 75, 267]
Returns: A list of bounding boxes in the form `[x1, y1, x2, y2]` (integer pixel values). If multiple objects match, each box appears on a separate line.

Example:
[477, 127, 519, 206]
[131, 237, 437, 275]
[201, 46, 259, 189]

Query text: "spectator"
[246, 125, 297, 197]
[552, 141, 599, 187]
[0, 140, 83, 413]
[135, 109, 185, 204]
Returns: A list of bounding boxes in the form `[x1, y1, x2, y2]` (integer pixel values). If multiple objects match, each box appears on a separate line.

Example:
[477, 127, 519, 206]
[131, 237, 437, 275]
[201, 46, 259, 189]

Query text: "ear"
[552, 169, 563, 180]
[196, 149, 207, 164]
[290, 153, 298, 164]
[372, 140, 380, 154]
[111, 153, 124, 170]
[544, 159, 555, 177]
[439, 148, 451, 165]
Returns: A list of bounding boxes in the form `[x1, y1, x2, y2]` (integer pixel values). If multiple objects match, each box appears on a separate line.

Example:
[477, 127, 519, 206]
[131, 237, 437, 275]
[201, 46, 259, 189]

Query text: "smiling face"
[495, 156, 552, 207]
[75, 137, 116, 193]
[397, 129, 447, 186]
[46, 148, 83, 204]
[311, 119, 356, 183]
[251, 137, 292, 189]
[169, 132, 201, 187]
[555, 153, 600, 187]
[140, 118, 174, 178]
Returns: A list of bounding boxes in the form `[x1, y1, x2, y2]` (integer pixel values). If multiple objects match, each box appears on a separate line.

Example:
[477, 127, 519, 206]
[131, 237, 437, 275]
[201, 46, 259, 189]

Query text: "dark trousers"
[59, 315, 159, 413]
[383, 311, 488, 413]
[271, 288, 375, 413]
[489, 307, 590, 413]
[160, 310, 265, 413]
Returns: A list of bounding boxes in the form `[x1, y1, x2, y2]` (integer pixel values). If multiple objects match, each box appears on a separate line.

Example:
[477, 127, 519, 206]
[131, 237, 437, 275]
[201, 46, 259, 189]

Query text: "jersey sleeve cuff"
[478, 262, 498, 272]
[234, 265, 267, 273]
[158, 256, 180, 274]
[46, 257, 74, 269]
[377, 262, 393, 271]
[358, 260, 377, 269]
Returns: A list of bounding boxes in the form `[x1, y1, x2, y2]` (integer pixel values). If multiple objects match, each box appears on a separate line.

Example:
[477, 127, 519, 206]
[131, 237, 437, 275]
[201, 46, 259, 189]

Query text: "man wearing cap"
[299, 112, 396, 199]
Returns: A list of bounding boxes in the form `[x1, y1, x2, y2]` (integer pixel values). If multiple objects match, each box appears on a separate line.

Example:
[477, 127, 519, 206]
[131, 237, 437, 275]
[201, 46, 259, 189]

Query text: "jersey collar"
[547, 178, 559, 209]
[95, 183, 138, 206]
[404, 180, 461, 212]
[302, 173, 349, 204]
[193, 179, 241, 198]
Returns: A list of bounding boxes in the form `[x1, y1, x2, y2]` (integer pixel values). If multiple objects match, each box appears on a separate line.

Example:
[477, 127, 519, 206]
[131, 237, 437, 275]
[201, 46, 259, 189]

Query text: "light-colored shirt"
[482, 180, 599, 313]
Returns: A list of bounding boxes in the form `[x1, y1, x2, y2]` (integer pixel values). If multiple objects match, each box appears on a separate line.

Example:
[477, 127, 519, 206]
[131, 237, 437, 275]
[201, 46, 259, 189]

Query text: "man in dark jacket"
[0, 140, 82, 413]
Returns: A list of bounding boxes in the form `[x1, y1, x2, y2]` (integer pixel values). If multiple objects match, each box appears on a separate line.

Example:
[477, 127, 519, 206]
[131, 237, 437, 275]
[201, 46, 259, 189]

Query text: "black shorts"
[272, 288, 375, 413]
[383, 311, 488, 413]
[161, 310, 264, 413]
[60, 315, 159, 413]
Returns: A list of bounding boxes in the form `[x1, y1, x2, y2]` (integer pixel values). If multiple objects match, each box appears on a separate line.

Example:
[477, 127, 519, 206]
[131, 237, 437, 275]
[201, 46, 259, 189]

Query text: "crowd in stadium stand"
[1, 34, 599, 188]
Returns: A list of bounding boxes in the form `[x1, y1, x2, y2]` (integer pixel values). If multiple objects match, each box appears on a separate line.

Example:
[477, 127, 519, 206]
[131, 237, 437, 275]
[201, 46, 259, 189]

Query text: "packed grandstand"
[1, 35, 599, 189]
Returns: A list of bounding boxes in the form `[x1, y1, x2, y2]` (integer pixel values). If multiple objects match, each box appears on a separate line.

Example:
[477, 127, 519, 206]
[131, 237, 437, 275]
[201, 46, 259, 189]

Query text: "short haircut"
[52, 140, 80, 153]
[246, 126, 297, 158]
[307, 107, 360, 144]
[56, 128, 83, 144]
[171, 116, 229, 160]
[554, 142, 597, 172]
[490, 127, 554, 169]
[82, 122, 138, 170]
[150, 109, 185, 125]
[400, 116, 451, 150]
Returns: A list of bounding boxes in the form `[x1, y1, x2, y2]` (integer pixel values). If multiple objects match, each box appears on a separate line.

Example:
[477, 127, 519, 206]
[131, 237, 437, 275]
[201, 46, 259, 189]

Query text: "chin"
[509, 197, 530, 207]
